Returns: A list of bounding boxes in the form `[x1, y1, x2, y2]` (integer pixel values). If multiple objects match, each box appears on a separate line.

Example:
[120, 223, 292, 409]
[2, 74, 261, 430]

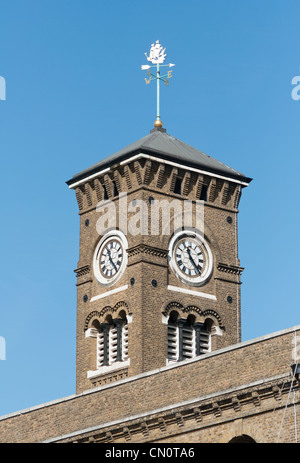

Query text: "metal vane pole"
[157, 62, 160, 125]
[141, 40, 175, 129]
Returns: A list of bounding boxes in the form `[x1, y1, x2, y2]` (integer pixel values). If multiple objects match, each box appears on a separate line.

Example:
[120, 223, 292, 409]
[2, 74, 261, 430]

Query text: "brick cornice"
[127, 244, 168, 259]
[217, 262, 244, 275]
[50, 375, 293, 443]
[74, 265, 90, 278]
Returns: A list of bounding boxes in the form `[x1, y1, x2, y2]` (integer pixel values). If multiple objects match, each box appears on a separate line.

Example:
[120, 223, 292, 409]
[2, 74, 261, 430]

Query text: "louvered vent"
[109, 325, 118, 364]
[168, 324, 178, 361]
[97, 330, 105, 369]
[122, 323, 128, 361]
[199, 328, 211, 354]
[182, 325, 195, 359]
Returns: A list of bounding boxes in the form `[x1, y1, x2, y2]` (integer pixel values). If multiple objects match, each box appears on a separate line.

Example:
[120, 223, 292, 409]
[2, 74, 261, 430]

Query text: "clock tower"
[66, 127, 252, 394]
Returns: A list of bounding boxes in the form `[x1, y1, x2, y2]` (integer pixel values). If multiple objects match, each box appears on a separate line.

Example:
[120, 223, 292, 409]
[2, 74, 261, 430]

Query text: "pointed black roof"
[66, 129, 252, 186]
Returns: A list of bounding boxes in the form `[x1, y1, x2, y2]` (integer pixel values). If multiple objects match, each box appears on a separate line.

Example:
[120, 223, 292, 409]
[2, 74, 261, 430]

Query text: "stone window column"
[99, 323, 110, 366]
[194, 322, 202, 357]
[177, 318, 186, 362]
[113, 318, 124, 362]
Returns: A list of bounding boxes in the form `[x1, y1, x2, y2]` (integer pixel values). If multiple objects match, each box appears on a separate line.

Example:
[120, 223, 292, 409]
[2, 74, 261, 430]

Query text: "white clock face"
[168, 231, 213, 286]
[175, 238, 204, 278]
[93, 231, 128, 286]
[99, 239, 123, 278]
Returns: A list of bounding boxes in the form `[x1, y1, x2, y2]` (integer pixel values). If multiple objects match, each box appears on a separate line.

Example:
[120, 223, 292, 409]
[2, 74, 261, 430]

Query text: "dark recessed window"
[112, 181, 118, 197]
[174, 177, 182, 195]
[103, 185, 109, 200]
[200, 184, 208, 201]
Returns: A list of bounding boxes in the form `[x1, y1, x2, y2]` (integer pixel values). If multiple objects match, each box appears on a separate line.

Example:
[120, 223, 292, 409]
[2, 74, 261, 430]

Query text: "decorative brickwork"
[84, 301, 130, 330]
[70, 146, 248, 392]
[1, 131, 297, 444]
[162, 301, 224, 329]
[0, 327, 299, 443]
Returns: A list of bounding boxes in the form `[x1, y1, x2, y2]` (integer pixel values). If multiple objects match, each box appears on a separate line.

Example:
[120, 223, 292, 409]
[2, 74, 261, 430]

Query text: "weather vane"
[141, 40, 175, 129]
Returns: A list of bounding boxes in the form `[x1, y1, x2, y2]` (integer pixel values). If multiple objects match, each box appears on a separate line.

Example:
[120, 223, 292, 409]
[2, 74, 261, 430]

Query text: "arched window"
[229, 435, 256, 443]
[97, 313, 128, 368]
[86, 311, 129, 378]
[167, 311, 211, 363]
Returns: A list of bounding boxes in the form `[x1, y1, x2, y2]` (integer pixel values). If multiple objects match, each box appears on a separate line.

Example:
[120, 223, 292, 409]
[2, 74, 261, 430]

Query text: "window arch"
[96, 312, 128, 368]
[85, 305, 130, 377]
[228, 435, 256, 443]
[167, 310, 211, 363]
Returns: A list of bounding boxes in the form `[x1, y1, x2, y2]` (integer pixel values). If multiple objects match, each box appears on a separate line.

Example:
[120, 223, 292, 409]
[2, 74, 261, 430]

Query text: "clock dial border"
[168, 230, 213, 287]
[93, 230, 128, 287]
[175, 238, 206, 278]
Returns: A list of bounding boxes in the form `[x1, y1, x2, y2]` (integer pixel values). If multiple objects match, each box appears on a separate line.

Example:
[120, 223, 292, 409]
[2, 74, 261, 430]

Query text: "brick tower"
[2, 126, 299, 445]
[66, 127, 252, 394]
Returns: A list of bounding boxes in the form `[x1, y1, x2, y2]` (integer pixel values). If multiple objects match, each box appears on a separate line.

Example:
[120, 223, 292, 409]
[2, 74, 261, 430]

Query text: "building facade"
[0, 127, 299, 443]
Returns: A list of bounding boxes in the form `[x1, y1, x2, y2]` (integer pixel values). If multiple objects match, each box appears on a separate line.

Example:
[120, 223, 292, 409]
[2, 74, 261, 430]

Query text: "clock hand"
[187, 248, 201, 275]
[108, 254, 118, 272]
[105, 246, 118, 272]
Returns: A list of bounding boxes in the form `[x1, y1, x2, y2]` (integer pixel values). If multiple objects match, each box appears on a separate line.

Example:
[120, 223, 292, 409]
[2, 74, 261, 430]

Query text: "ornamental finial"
[141, 41, 175, 130]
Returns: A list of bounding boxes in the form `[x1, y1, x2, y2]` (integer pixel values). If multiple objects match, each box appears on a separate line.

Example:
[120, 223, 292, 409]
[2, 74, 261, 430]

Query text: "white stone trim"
[68, 153, 250, 190]
[87, 359, 130, 379]
[167, 285, 216, 300]
[162, 314, 169, 325]
[120, 153, 250, 186]
[90, 285, 128, 302]
[68, 167, 110, 189]
[85, 328, 97, 338]
[212, 326, 223, 336]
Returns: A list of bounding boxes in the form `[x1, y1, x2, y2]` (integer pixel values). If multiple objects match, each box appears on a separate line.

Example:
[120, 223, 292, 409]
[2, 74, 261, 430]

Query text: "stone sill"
[87, 359, 130, 378]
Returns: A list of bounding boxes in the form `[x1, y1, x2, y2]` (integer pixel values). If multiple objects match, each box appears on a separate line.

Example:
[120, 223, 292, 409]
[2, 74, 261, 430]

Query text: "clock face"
[175, 238, 204, 278]
[93, 231, 128, 287]
[99, 239, 123, 278]
[168, 231, 213, 287]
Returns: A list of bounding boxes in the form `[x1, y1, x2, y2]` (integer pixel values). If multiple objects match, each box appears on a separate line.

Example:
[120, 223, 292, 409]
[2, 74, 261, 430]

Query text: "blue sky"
[0, 0, 299, 416]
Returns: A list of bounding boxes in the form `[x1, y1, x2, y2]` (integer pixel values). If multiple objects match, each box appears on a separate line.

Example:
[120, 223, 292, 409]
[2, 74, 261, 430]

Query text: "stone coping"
[1, 323, 299, 423]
